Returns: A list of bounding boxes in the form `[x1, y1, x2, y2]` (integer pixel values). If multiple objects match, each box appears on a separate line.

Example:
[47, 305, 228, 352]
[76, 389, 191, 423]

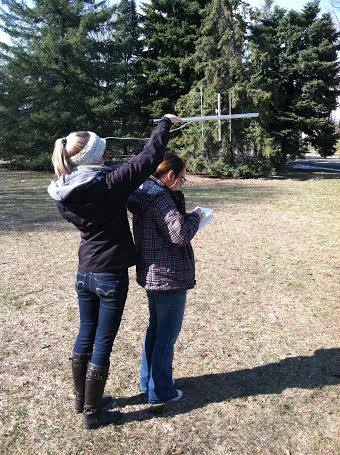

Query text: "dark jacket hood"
[127, 177, 166, 215]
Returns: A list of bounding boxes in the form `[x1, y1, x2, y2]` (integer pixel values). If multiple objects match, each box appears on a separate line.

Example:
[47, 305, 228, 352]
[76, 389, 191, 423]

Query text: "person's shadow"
[112, 348, 340, 423]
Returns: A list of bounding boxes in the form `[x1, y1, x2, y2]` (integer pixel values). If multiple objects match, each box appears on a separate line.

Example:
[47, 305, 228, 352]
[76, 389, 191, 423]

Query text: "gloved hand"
[164, 114, 183, 125]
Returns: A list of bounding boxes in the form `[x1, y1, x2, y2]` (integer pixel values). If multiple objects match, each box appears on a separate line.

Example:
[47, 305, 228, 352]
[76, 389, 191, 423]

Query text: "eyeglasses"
[179, 175, 187, 185]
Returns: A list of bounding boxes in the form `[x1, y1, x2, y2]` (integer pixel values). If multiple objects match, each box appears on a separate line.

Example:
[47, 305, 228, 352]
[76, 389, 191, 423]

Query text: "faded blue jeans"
[73, 269, 129, 366]
[140, 289, 186, 403]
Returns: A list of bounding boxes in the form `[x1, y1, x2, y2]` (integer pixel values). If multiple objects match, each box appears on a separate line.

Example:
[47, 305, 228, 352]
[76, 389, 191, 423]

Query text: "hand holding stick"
[164, 114, 183, 125]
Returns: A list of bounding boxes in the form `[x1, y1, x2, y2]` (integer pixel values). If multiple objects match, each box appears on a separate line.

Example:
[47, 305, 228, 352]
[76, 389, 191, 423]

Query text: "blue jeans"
[73, 269, 129, 366]
[140, 290, 186, 403]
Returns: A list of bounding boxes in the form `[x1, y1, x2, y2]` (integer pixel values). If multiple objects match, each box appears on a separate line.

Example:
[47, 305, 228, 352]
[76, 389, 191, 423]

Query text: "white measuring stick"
[153, 113, 259, 123]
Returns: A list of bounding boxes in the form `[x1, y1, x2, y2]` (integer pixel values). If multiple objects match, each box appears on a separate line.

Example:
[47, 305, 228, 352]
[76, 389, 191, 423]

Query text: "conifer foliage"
[0, 0, 338, 174]
[175, 0, 250, 171]
[0, 0, 114, 158]
[106, 0, 144, 141]
[249, 1, 340, 161]
[141, 0, 209, 117]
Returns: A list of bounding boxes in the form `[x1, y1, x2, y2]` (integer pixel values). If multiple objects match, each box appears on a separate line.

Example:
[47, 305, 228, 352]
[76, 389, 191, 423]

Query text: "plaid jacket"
[127, 178, 200, 291]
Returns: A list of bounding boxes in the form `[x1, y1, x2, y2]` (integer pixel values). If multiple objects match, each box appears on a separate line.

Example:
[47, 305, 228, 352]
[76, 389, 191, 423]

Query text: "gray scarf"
[47, 164, 113, 201]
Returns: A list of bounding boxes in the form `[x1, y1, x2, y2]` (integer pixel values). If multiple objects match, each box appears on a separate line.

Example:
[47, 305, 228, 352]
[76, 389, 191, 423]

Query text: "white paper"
[193, 206, 215, 230]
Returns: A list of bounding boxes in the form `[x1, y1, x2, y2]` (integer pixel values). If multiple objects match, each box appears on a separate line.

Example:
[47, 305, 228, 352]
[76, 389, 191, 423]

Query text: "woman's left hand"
[192, 207, 205, 220]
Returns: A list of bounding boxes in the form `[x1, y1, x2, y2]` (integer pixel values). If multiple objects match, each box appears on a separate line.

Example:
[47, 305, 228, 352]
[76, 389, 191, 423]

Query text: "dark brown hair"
[153, 153, 186, 179]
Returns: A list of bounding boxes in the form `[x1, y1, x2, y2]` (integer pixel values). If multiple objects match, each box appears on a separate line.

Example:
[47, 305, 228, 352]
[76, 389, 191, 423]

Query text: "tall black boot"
[83, 363, 122, 429]
[71, 353, 113, 413]
[72, 352, 91, 413]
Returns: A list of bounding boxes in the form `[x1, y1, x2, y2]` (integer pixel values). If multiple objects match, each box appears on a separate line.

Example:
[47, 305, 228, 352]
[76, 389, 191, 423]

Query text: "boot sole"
[83, 412, 122, 430]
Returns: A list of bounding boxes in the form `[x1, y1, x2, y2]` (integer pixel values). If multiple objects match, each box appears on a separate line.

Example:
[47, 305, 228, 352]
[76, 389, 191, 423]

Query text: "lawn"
[0, 168, 339, 455]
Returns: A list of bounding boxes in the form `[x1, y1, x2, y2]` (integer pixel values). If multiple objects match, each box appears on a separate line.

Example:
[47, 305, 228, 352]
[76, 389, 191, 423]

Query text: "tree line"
[0, 0, 339, 176]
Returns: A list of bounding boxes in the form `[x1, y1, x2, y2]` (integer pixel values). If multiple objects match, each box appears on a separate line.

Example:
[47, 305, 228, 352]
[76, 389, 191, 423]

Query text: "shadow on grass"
[0, 194, 65, 232]
[184, 185, 282, 208]
[0, 169, 65, 232]
[0, 170, 283, 232]
[3, 168, 337, 232]
[273, 169, 340, 181]
[115, 348, 340, 423]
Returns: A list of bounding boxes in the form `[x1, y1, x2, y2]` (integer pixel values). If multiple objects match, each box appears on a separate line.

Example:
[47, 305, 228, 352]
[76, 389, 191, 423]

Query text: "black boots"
[83, 363, 122, 430]
[71, 352, 113, 414]
[71, 352, 91, 413]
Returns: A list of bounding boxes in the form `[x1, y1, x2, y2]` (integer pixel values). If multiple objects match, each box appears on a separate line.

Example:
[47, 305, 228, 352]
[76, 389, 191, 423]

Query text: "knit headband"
[68, 131, 106, 166]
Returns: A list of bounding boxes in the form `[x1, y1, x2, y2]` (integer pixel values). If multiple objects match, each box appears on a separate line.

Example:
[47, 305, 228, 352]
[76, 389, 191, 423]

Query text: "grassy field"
[0, 168, 339, 455]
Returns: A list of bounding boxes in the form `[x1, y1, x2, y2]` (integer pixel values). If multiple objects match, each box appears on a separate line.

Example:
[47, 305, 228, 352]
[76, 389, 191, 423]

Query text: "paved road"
[289, 154, 340, 172]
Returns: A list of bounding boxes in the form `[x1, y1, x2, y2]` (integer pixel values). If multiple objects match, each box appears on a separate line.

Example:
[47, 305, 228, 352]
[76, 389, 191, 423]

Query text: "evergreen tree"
[290, 2, 339, 157]
[141, 0, 209, 118]
[0, 0, 113, 158]
[175, 0, 250, 168]
[249, 1, 339, 161]
[101, 0, 144, 148]
[247, 4, 288, 165]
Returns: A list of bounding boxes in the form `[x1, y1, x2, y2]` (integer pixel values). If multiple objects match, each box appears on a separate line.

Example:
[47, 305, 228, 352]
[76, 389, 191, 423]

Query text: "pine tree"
[141, 0, 209, 118]
[247, 4, 288, 165]
[290, 2, 339, 157]
[175, 0, 250, 167]
[0, 0, 113, 158]
[249, 1, 339, 161]
[108, 0, 144, 148]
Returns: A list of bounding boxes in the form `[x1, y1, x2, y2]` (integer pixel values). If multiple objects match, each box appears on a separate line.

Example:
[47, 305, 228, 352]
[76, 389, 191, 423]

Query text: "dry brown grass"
[0, 169, 339, 455]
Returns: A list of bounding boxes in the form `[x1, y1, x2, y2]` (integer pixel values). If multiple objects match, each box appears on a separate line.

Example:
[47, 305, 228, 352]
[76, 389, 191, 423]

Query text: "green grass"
[0, 169, 339, 455]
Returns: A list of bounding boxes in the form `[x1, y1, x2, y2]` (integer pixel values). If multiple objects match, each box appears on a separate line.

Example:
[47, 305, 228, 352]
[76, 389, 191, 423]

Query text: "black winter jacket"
[48, 118, 172, 272]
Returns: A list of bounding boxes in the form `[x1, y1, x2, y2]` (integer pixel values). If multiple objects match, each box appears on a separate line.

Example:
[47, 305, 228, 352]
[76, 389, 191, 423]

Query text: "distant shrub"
[184, 156, 275, 178]
[185, 155, 209, 174]
[8, 153, 52, 172]
[6, 152, 275, 179]
[206, 160, 234, 177]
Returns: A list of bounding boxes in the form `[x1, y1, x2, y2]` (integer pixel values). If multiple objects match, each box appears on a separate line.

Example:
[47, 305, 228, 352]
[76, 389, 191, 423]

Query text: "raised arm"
[105, 115, 180, 193]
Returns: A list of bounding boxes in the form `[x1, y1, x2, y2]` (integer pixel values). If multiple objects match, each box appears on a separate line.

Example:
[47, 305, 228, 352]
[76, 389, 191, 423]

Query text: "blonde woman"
[48, 115, 180, 429]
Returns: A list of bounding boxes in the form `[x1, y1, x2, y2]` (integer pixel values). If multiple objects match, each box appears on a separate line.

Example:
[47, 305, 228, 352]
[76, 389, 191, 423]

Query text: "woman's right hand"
[164, 114, 182, 125]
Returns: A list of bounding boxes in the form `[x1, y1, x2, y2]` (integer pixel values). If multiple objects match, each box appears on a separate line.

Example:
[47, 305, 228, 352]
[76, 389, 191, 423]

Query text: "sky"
[247, 0, 337, 15]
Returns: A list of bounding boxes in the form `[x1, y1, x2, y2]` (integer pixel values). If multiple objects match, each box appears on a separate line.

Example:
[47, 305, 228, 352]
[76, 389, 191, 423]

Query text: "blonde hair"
[52, 131, 90, 177]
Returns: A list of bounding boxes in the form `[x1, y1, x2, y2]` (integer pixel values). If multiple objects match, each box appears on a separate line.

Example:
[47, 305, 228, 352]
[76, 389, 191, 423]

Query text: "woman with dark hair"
[128, 154, 204, 403]
[47, 115, 180, 429]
